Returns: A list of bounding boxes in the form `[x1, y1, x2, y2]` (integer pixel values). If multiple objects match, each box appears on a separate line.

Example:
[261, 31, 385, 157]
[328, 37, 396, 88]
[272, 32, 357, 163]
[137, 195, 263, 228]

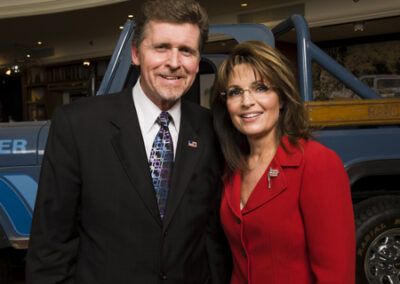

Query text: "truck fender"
[346, 159, 400, 186]
[0, 175, 36, 244]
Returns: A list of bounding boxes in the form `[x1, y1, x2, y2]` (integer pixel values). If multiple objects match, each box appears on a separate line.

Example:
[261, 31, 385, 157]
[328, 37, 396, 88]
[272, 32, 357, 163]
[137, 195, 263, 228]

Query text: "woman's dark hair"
[132, 0, 209, 52]
[211, 40, 312, 173]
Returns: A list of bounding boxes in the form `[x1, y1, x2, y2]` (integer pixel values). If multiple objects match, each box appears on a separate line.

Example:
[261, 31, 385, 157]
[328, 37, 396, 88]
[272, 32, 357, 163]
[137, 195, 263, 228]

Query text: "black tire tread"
[354, 195, 400, 230]
[354, 195, 400, 284]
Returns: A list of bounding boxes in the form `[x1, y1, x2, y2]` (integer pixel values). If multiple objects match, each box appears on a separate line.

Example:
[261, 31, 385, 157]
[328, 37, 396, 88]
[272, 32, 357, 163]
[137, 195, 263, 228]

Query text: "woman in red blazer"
[211, 40, 355, 284]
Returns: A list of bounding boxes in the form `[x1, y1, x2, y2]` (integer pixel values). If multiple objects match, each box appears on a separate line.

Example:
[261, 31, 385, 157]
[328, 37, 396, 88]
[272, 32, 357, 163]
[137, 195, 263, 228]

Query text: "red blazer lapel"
[241, 160, 287, 214]
[242, 137, 304, 214]
[223, 169, 243, 219]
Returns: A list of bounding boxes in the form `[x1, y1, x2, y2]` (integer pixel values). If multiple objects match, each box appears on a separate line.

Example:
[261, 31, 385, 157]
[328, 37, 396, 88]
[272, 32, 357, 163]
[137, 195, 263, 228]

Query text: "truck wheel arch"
[347, 159, 400, 186]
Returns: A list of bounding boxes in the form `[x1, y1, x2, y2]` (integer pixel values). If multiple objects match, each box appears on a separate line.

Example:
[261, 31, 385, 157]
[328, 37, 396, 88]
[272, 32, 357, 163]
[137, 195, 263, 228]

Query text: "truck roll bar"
[272, 14, 381, 101]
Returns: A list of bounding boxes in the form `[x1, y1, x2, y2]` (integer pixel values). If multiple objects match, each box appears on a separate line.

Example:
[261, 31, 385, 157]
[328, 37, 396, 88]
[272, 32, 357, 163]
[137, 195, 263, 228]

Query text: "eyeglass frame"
[220, 82, 275, 100]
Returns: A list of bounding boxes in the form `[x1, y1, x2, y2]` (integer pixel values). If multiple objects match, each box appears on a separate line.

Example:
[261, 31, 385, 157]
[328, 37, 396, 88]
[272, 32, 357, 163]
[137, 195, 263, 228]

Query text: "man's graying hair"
[132, 0, 209, 51]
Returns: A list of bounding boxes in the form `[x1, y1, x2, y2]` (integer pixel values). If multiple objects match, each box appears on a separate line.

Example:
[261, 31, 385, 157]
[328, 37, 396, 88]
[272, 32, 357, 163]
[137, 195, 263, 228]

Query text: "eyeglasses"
[220, 83, 274, 100]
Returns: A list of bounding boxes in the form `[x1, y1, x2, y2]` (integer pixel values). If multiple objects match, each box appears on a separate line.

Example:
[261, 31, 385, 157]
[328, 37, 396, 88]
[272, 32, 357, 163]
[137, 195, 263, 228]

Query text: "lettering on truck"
[0, 139, 28, 154]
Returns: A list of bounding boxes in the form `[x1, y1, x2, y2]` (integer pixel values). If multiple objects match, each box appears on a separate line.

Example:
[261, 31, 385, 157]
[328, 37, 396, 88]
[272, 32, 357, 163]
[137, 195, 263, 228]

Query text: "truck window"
[377, 78, 400, 89]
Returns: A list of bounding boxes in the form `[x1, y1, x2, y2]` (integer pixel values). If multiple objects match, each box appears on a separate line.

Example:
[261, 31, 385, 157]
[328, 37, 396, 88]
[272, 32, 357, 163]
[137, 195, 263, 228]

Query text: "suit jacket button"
[164, 230, 168, 237]
[160, 272, 167, 280]
[236, 217, 241, 224]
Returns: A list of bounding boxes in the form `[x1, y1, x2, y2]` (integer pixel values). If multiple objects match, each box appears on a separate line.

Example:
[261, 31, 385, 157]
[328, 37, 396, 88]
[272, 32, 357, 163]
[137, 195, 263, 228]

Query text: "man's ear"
[131, 45, 140, 66]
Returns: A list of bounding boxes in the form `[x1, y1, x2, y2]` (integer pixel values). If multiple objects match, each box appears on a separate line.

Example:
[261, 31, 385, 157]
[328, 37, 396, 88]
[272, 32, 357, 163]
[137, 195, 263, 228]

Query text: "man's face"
[131, 21, 201, 110]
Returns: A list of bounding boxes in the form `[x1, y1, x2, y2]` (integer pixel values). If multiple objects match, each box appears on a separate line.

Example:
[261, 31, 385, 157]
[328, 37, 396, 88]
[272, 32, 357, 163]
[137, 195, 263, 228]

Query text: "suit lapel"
[242, 139, 303, 214]
[110, 89, 162, 225]
[241, 160, 287, 214]
[162, 101, 204, 229]
[223, 170, 243, 219]
[223, 164, 287, 217]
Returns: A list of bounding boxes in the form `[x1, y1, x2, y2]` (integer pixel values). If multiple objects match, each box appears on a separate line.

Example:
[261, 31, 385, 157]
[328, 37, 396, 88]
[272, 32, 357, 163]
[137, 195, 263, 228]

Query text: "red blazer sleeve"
[300, 143, 355, 284]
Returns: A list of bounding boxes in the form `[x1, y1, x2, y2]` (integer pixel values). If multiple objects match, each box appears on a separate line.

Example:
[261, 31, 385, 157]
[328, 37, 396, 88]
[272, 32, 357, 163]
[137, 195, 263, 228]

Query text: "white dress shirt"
[132, 79, 181, 161]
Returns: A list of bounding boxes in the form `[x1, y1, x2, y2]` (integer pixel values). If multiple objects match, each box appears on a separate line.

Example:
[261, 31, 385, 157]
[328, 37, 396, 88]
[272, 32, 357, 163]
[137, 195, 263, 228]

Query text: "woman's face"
[226, 63, 281, 140]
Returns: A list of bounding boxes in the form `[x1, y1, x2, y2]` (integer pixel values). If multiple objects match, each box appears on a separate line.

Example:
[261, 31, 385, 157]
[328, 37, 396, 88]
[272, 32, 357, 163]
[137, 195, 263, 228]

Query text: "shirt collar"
[133, 77, 181, 134]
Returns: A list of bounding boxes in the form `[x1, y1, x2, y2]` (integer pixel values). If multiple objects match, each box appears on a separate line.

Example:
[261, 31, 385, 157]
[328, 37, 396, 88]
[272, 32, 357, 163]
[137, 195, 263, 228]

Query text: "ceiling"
[276, 14, 400, 44]
[0, 0, 126, 19]
[0, 0, 399, 72]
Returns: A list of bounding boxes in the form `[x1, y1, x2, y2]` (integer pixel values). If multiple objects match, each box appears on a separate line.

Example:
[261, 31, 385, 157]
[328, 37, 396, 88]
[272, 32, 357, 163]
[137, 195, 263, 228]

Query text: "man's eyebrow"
[184, 45, 201, 55]
[154, 42, 171, 47]
[180, 45, 196, 51]
[152, 41, 198, 53]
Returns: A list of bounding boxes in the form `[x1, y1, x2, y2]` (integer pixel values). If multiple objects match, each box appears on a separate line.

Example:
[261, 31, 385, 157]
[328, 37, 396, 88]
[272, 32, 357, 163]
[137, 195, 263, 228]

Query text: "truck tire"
[354, 196, 400, 284]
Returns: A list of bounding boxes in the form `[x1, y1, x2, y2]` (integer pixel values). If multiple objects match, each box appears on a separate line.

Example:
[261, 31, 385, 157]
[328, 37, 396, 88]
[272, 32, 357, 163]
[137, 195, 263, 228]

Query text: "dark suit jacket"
[26, 88, 231, 284]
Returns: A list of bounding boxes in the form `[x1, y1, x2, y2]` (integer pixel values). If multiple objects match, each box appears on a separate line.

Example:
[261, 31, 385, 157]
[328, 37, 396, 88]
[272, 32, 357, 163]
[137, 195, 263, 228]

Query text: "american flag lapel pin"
[188, 140, 198, 148]
[267, 168, 279, 189]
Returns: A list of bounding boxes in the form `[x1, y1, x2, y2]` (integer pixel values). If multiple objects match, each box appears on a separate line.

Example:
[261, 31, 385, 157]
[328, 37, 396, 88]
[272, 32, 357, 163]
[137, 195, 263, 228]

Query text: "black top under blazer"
[26, 88, 231, 284]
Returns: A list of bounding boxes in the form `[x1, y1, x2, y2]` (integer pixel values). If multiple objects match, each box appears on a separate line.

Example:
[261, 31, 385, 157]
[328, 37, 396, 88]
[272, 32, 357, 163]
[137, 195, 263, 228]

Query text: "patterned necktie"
[149, 112, 173, 219]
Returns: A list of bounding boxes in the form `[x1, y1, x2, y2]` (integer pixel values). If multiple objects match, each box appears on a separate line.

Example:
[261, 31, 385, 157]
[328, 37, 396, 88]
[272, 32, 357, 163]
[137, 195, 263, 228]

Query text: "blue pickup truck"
[1, 15, 399, 284]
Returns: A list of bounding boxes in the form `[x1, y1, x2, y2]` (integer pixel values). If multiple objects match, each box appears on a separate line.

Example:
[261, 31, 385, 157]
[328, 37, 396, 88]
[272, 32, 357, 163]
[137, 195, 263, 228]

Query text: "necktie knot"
[157, 112, 171, 128]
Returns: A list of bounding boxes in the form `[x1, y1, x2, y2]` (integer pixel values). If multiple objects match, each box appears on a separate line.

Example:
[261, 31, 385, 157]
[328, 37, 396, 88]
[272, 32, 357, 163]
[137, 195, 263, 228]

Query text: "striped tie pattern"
[149, 112, 173, 219]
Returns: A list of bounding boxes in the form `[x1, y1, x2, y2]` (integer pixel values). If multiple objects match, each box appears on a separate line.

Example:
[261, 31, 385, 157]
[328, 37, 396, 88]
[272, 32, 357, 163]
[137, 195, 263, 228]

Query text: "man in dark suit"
[26, 0, 231, 283]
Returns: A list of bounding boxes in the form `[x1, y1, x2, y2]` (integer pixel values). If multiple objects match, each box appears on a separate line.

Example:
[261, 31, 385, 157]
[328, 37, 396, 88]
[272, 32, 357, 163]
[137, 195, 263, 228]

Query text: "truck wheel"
[354, 196, 400, 284]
